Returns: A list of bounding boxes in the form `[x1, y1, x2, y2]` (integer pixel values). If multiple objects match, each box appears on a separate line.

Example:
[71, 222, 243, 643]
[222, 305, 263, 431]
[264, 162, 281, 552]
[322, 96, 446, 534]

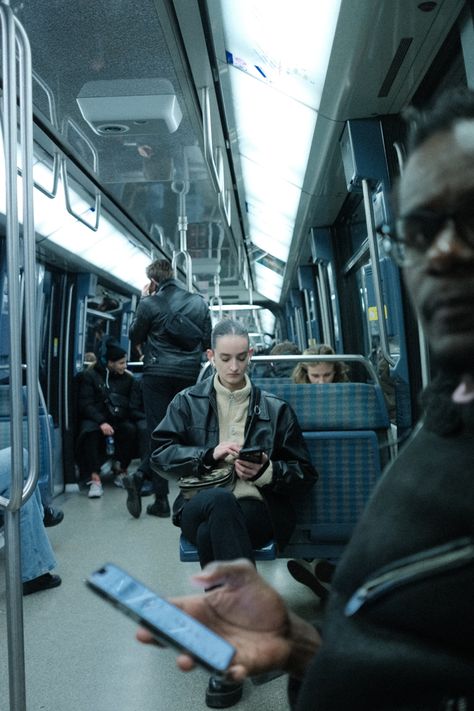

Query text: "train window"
[84, 293, 122, 357]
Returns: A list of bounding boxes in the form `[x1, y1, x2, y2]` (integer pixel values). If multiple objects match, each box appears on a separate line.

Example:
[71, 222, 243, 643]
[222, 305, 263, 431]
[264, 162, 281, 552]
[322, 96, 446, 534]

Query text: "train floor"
[0, 474, 323, 711]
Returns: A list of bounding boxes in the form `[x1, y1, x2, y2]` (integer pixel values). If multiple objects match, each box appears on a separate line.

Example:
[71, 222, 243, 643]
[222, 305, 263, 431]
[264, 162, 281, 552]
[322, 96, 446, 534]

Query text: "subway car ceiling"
[0, 0, 465, 325]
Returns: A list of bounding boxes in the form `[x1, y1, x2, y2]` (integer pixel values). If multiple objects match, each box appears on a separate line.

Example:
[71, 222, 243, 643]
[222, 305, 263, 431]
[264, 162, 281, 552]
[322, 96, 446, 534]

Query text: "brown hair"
[292, 345, 350, 384]
[270, 340, 301, 356]
[146, 259, 173, 284]
[211, 318, 249, 350]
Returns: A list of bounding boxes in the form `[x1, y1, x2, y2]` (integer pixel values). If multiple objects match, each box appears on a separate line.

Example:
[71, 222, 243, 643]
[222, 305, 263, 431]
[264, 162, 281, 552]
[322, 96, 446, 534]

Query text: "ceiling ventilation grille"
[378, 37, 413, 98]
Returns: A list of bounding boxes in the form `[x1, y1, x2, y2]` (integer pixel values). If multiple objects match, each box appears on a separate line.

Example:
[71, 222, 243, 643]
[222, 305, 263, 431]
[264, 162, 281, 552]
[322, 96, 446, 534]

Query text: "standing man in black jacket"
[128, 258, 212, 518]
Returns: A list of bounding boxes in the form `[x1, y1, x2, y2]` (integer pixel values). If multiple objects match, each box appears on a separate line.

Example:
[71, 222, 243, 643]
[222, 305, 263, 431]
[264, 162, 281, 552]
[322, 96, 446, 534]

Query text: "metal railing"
[0, 3, 39, 708]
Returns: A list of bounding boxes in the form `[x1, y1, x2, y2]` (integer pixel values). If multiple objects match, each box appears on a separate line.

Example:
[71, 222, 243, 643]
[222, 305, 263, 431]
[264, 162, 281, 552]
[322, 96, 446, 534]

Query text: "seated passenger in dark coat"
[76, 338, 145, 499]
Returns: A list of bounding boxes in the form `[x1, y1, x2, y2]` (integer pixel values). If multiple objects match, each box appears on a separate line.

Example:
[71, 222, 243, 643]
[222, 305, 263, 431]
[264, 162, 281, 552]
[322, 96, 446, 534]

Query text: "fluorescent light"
[0, 134, 151, 292]
[249, 229, 292, 263]
[219, 0, 342, 301]
[47, 196, 151, 289]
[230, 69, 317, 189]
[254, 261, 283, 302]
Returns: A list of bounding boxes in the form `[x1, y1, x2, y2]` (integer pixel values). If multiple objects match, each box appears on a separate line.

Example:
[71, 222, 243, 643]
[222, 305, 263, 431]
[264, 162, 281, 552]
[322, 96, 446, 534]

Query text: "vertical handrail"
[302, 289, 313, 344]
[219, 187, 232, 227]
[62, 159, 101, 230]
[362, 179, 395, 367]
[392, 141, 405, 176]
[417, 317, 431, 388]
[0, 3, 24, 507]
[393, 143, 430, 383]
[172, 250, 193, 291]
[0, 4, 38, 710]
[150, 223, 165, 248]
[201, 86, 222, 195]
[61, 117, 101, 230]
[32, 69, 59, 129]
[17, 16, 40, 500]
[0, 6, 26, 710]
[63, 282, 75, 431]
[171, 178, 193, 291]
[316, 263, 333, 347]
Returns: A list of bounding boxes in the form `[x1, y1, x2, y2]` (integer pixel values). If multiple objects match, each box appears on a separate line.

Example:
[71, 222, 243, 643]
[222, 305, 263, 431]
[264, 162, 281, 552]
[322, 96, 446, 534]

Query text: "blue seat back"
[179, 535, 276, 562]
[0, 384, 55, 500]
[251, 380, 390, 430]
[252, 379, 390, 560]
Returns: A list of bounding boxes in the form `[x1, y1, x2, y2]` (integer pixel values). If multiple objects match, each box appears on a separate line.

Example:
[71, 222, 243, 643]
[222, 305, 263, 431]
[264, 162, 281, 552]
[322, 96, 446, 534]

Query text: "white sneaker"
[113, 474, 126, 489]
[88, 481, 103, 498]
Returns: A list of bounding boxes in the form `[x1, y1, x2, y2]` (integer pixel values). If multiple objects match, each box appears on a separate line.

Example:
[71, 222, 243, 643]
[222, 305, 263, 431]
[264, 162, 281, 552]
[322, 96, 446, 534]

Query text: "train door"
[37, 267, 77, 494]
[333, 118, 418, 432]
[297, 265, 322, 348]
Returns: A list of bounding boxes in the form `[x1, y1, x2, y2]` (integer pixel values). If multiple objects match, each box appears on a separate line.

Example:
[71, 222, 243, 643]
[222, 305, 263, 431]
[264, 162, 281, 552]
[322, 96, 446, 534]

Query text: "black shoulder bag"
[156, 287, 204, 351]
[89, 369, 129, 422]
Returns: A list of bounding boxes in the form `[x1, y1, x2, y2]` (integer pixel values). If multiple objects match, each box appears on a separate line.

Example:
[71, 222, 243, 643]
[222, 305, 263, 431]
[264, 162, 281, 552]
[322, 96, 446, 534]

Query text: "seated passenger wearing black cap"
[76, 337, 145, 498]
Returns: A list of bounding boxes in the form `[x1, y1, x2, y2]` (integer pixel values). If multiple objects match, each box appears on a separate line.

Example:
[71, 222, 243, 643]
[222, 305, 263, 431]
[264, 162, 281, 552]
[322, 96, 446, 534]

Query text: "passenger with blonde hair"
[292, 344, 349, 384]
[289, 344, 348, 597]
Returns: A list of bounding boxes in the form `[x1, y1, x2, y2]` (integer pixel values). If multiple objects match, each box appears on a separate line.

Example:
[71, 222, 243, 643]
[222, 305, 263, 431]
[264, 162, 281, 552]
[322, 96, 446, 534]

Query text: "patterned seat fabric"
[0, 385, 55, 501]
[251, 380, 390, 560]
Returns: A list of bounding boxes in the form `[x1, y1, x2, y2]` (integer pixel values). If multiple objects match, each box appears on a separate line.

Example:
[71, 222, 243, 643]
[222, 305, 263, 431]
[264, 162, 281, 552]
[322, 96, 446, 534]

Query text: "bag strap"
[246, 386, 261, 433]
[88, 367, 112, 408]
[155, 283, 204, 342]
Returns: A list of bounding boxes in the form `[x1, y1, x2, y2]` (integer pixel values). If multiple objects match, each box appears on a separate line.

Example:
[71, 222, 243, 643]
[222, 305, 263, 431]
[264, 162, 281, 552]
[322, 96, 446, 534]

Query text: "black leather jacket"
[129, 278, 212, 379]
[150, 377, 317, 549]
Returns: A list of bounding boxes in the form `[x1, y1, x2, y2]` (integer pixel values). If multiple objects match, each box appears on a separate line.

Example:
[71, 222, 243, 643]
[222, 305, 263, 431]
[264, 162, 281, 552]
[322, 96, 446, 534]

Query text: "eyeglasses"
[377, 205, 474, 266]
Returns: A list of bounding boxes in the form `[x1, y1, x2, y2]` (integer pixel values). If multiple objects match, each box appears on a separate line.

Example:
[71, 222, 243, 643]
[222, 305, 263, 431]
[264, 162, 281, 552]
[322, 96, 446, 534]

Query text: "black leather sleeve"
[149, 392, 212, 480]
[266, 405, 318, 495]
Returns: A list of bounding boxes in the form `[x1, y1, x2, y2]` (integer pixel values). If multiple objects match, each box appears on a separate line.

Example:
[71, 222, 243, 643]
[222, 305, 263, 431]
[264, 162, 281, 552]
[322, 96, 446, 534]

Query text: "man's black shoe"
[146, 497, 171, 518]
[23, 573, 62, 596]
[123, 473, 142, 519]
[205, 676, 243, 708]
[43, 506, 64, 528]
[287, 559, 330, 602]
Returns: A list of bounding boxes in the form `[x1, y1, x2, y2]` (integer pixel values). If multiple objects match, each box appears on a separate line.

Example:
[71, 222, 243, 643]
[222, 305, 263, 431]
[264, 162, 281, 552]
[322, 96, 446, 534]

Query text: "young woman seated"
[292, 344, 350, 384]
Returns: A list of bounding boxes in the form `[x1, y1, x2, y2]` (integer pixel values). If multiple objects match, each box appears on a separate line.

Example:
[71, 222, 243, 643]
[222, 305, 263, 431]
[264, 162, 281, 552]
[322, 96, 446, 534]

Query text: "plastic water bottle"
[105, 435, 115, 456]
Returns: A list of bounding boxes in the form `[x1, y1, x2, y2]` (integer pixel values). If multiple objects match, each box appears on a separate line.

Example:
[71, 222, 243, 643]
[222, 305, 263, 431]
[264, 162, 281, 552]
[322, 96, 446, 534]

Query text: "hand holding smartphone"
[86, 563, 236, 674]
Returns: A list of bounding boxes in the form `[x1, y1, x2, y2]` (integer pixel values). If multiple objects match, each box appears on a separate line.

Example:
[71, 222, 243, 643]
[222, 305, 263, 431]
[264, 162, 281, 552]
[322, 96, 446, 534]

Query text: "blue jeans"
[0, 448, 57, 582]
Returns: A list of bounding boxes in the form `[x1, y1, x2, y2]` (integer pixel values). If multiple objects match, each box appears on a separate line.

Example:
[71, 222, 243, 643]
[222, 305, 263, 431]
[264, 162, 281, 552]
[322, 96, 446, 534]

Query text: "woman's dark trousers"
[180, 488, 274, 567]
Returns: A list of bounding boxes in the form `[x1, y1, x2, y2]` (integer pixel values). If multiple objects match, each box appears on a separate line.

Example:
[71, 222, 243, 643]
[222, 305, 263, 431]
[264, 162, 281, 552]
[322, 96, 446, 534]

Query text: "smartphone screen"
[86, 563, 236, 674]
[238, 447, 263, 464]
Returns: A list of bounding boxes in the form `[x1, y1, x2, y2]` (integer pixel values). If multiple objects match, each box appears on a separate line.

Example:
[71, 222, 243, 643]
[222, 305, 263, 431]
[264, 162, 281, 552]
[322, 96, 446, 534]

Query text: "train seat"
[177, 381, 389, 564]
[0, 385, 55, 501]
[179, 535, 277, 562]
[251, 380, 391, 560]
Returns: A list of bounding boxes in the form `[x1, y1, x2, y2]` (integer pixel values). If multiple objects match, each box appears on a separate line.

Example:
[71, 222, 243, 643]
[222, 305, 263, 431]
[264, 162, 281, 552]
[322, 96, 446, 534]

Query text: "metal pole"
[1, 5, 38, 708]
[362, 179, 395, 366]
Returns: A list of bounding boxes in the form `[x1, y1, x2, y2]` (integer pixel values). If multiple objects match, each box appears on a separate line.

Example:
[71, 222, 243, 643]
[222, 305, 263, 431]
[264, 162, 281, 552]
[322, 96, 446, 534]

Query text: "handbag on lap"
[177, 464, 236, 499]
